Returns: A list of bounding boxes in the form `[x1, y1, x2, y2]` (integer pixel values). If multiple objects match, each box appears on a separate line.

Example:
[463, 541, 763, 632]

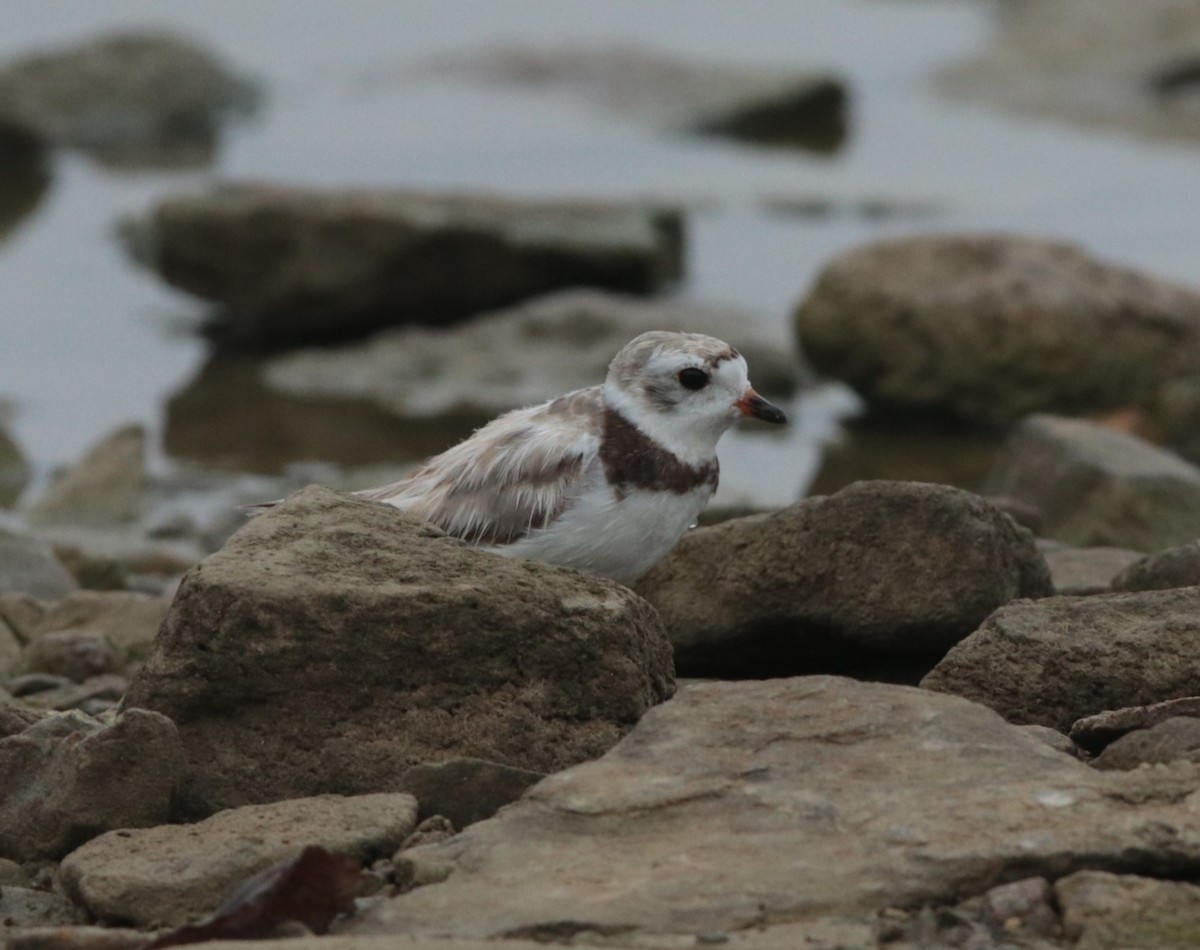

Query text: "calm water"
[2, 0, 1199, 508]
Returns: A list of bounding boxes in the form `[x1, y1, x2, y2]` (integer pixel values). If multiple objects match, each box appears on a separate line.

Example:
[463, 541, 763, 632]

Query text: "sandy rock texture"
[351, 677, 1200, 942]
[60, 794, 417, 928]
[0, 707, 181, 861]
[122, 486, 674, 818]
[794, 236, 1200, 446]
[922, 586, 1200, 732]
[636, 480, 1051, 677]
[122, 185, 684, 346]
[984, 415, 1200, 552]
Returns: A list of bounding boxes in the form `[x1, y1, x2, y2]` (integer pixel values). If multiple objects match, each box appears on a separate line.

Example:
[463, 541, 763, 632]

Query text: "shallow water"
[2, 0, 1198, 509]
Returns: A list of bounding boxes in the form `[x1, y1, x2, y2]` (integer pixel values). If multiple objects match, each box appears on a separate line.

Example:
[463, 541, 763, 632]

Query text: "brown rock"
[1111, 540, 1200, 592]
[348, 677, 1200, 941]
[794, 236, 1200, 437]
[26, 424, 146, 528]
[922, 587, 1200, 732]
[1091, 717, 1200, 770]
[397, 758, 544, 828]
[14, 630, 117, 682]
[60, 794, 417, 928]
[636, 480, 1051, 677]
[1071, 696, 1200, 753]
[0, 708, 181, 861]
[122, 486, 674, 818]
[1056, 870, 1200, 949]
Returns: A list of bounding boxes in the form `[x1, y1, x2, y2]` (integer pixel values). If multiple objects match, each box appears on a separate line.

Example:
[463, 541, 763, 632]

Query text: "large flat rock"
[349, 677, 1200, 941]
[121, 185, 684, 346]
[121, 486, 674, 818]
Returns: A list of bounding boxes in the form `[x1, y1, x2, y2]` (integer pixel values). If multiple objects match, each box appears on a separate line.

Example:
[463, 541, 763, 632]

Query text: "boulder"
[60, 794, 418, 928]
[350, 677, 1200, 941]
[1071, 696, 1200, 753]
[635, 480, 1051, 677]
[1091, 717, 1200, 771]
[122, 486, 674, 818]
[982, 414, 1200, 551]
[1041, 544, 1141, 595]
[0, 32, 256, 167]
[921, 587, 1200, 732]
[0, 707, 181, 861]
[120, 184, 685, 346]
[0, 531, 77, 600]
[793, 236, 1200, 439]
[938, 0, 1200, 146]
[1057, 871, 1200, 949]
[438, 46, 847, 152]
[1111, 540, 1200, 591]
[26, 424, 146, 528]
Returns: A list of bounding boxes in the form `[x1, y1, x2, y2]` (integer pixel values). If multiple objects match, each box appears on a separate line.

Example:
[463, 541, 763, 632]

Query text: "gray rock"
[1092, 717, 1200, 770]
[981, 877, 1060, 939]
[1056, 871, 1200, 950]
[938, 0, 1200, 146]
[0, 856, 26, 885]
[5, 672, 71, 696]
[0, 708, 181, 861]
[438, 46, 847, 152]
[1042, 545, 1142, 595]
[1018, 724, 1083, 760]
[60, 793, 417, 928]
[0, 32, 256, 167]
[348, 676, 1200, 940]
[1111, 540, 1200, 592]
[794, 236, 1200, 438]
[263, 288, 800, 421]
[983, 415, 1200, 551]
[121, 184, 685, 346]
[922, 587, 1200, 732]
[0, 887, 86, 933]
[1071, 696, 1200, 753]
[20, 672, 127, 712]
[0, 531, 77, 600]
[635, 481, 1051, 677]
[26, 424, 146, 528]
[398, 758, 545, 829]
[122, 486, 674, 818]
[14, 630, 117, 682]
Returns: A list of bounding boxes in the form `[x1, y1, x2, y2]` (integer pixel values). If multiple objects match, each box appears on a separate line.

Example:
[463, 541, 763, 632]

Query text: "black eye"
[678, 367, 709, 391]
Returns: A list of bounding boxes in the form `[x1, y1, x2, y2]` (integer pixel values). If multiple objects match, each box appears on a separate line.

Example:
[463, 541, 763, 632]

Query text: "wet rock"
[13, 630, 117, 682]
[122, 486, 674, 818]
[121, 184, 685, 346]
[397, 758, 545, 828]
[264, 288, 800, 421]
[635, 481, 1051, 678]
[0, 888, 87, 933]
[1057, 870, 1200, 949]
[0, 708, 181, 861]
[922, 587, 1200, 732]
[983, 414, 1200, 551]
[348, 676, 1200, 940]
[437, 46, 847, 153]
[1111, 540, 1200, 592]
[1071, 696, 1200, 754]
[794, 236, 1200, 438]
[60, 793, 417, 929]
[0, 418, 30, 507]
[1041, 545, 1141, 595]
[0, 32, 256, 168]
[0, 531, 77, 600]
[1091, 717, 1200, 771]
[939, 0, 1200, 146]
[26, 424, 146, 528]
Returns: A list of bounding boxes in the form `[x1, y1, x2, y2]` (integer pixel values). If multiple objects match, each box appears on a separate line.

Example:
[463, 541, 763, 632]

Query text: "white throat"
[603, 381, 730, 466]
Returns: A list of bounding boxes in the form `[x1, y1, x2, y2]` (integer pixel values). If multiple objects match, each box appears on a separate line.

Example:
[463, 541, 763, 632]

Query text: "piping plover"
[359, 330, 784, 581]
[266, 331, 786, 582]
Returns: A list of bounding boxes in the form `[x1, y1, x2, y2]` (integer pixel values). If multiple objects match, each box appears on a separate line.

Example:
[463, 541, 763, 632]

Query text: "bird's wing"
[358, 386, 604, 545]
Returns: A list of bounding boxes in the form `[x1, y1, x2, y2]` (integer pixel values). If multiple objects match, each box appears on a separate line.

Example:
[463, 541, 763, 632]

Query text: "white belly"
[494, 475, 712, 583]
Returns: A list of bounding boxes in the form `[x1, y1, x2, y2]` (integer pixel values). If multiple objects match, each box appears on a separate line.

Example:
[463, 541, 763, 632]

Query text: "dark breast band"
[599, 408, 719, 498]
